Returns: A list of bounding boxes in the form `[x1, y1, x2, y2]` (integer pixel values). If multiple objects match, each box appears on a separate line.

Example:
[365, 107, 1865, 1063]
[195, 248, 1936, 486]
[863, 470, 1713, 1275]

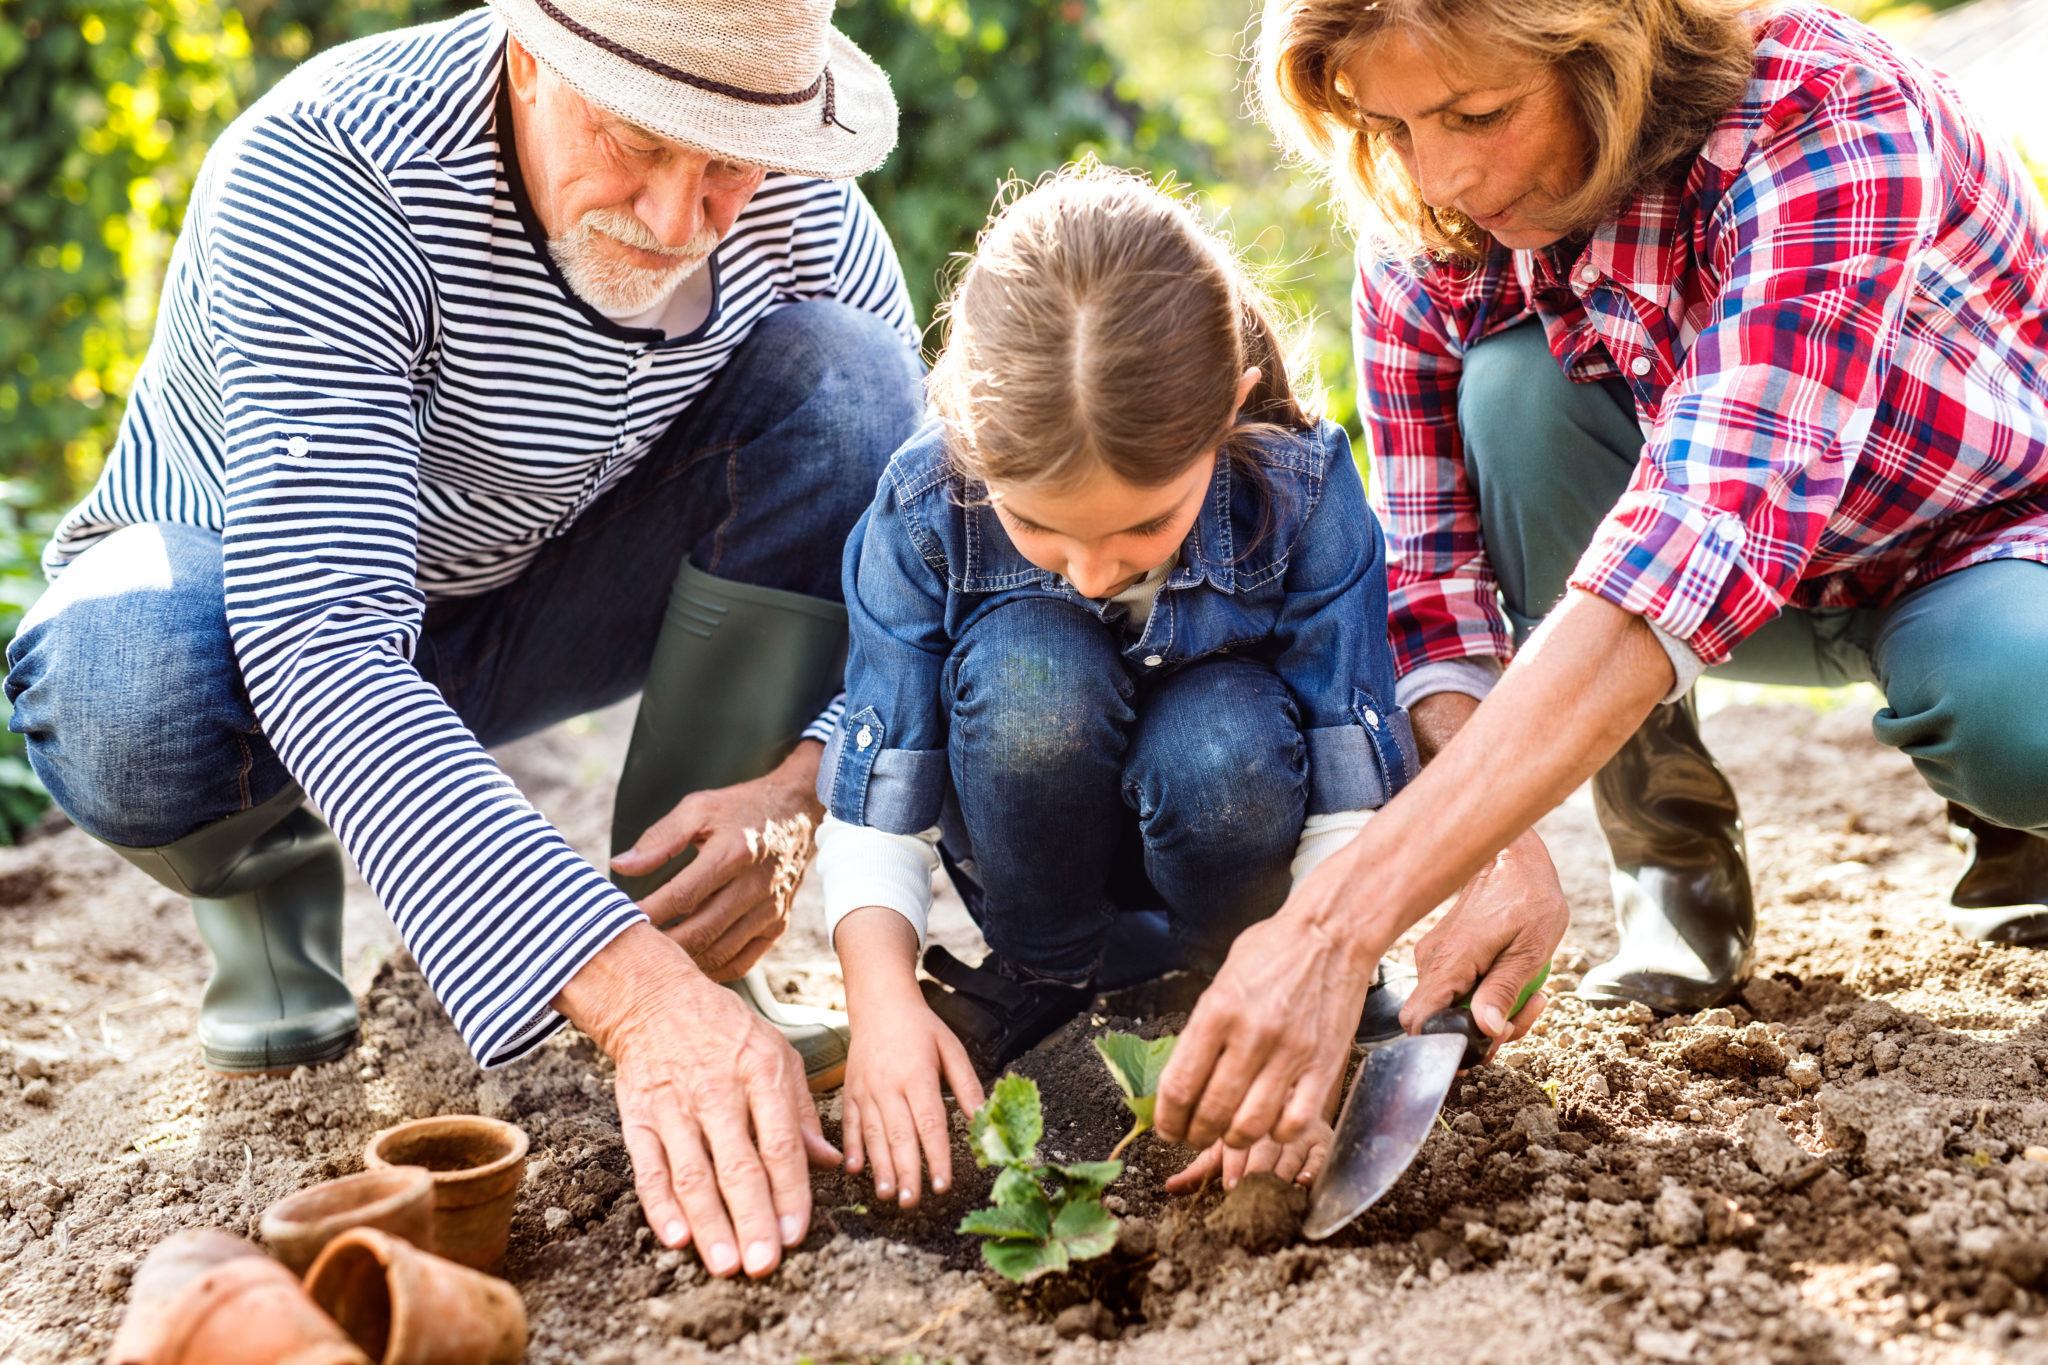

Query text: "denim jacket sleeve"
[1270, 428, 1420, 815]
[816, 468, 953, 835]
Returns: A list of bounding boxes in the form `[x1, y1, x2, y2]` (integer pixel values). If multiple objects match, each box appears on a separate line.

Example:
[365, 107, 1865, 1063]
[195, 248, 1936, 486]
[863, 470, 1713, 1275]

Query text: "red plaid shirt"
[1357, 4, 2048, 677]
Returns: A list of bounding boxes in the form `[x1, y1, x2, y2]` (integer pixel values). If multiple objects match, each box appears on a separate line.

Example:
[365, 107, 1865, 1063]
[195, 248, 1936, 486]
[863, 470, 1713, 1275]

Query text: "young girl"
[814, 164, 1417, 1206]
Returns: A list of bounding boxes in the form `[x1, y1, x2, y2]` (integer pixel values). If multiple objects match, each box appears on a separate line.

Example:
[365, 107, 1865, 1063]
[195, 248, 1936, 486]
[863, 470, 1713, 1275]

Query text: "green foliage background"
[0, 0, 2034, 842]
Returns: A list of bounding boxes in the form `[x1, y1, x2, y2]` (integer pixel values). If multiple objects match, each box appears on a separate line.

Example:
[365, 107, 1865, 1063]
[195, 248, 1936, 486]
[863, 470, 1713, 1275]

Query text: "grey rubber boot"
[610, 562, 852, 1092]
[101, 785, 358, 1073]
[1577, 693, 1755, 1013]
[1944, 803, 2048, 945]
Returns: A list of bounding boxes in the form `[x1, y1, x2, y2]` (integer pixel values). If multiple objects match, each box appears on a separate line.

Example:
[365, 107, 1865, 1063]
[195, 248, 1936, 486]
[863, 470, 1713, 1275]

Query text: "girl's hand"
[835, 906, 984, 1210]
[842, 998, 985, 1208]
[1165, 1119, 1334, 1193]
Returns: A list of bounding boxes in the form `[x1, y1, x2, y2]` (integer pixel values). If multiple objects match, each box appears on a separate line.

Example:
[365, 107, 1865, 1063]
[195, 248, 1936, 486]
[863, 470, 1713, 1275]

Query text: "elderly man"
[4, 0, 922, 1279]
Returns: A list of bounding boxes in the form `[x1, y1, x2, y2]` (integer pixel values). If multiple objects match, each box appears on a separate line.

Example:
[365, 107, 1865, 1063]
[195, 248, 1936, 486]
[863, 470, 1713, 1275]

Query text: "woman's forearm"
[1301, 590, 1676, 951]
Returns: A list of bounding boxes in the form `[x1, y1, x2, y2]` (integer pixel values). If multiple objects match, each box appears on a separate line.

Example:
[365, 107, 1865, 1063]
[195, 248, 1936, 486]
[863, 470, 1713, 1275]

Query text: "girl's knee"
[949, 601, 1129, 780]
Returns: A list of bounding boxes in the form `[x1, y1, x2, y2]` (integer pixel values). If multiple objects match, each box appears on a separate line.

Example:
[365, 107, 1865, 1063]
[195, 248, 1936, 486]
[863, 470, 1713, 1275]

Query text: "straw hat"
[488, 0, 898, 180]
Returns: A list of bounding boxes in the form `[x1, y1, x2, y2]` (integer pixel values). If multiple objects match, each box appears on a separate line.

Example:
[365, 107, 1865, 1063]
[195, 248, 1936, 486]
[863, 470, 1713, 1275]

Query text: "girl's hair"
[927, 161, 1317, 491]
[1255, 0, 1755, 265]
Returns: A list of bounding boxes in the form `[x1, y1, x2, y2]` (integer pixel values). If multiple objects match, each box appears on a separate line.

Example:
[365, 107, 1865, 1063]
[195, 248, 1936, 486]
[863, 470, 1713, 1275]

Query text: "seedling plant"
[957, 1031, 1177, 1283]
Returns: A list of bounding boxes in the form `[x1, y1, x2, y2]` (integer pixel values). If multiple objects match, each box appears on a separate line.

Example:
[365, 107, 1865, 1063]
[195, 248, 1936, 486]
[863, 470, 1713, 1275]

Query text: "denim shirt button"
[1364, 708, 1381, 729]
[1143, 654, 1163, 668]
[856, 725, 874, 750]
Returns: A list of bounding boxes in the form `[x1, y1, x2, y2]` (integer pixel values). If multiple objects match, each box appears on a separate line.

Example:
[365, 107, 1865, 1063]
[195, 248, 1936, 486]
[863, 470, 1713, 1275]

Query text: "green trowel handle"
[1423, 963, 1553, 1069]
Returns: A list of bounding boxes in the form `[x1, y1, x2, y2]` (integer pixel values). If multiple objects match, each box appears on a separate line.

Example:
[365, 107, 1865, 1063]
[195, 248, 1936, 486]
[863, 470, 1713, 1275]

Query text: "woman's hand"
[1165, 1120, 1335, 1192]
[834, 906, 985, 1209]
[1399, 828, 1567, 1058]
[1153, 877, 1379, 1153]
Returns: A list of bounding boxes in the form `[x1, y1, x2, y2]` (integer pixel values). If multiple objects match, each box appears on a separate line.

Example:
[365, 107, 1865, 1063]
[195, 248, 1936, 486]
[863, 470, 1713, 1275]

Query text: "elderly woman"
[1155, 0, 2048, 1155]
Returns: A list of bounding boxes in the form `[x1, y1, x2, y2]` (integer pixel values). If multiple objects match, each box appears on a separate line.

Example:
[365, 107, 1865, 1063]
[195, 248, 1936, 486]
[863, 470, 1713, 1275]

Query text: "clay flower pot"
[261, 1166, 438, 1274]
[364, 1115, 527, 1270]
[106, 1228, 370, 1365]
[304, 1227, 527, 1365]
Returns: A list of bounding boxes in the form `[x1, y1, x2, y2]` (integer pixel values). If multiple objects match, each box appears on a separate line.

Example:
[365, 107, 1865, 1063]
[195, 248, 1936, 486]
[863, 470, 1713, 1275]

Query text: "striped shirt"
[1356, 4, 2048, 677]
[43, 8, 916, 1066]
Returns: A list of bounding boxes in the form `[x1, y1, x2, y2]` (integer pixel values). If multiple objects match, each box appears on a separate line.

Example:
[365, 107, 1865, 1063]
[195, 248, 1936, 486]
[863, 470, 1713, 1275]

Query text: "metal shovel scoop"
[1304, 964, 1550, 1240]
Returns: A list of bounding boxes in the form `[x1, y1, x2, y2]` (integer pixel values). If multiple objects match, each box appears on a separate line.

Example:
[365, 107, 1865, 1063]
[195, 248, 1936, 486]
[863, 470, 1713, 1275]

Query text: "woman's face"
[1343, 30, 1591, 250]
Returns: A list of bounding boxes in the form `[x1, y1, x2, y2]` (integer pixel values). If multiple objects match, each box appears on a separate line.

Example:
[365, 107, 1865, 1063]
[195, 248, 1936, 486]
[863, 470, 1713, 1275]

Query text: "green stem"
[1108, 1120, 1148, 1162]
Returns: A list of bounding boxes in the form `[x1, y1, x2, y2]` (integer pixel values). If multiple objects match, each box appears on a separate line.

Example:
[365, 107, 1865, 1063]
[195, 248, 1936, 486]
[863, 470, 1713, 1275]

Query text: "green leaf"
[991, 1164, 1041, 1209]
[958, 1199, 1050, 1241]
[1094, 1032, 1177, 1127]
[1050, 1198, 1119, 1263]
[982, 1236, 1068, 1283]
[1051, 1160, 1123, 1202]
[970, 1074, 1042, 1169]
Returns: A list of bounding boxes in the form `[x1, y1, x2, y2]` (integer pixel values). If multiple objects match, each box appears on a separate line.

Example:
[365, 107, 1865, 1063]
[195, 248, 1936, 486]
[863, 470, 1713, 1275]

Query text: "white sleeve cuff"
[1291, 809, 1372, 886]
[815, 814, 941, 950]
[1394, 656, 1504, 710]
[1647, 621, 1705, 703]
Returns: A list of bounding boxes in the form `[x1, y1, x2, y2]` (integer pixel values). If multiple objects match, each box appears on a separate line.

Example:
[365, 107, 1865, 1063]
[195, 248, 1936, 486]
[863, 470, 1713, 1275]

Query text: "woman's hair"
[1256, 0, 1755, 264]
[927, 161, 1317, 491]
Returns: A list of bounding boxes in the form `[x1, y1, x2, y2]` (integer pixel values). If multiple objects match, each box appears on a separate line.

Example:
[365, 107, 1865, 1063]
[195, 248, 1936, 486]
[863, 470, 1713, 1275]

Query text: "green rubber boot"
[102, 785, 358, 1073]
[611, 562, 853, 1092]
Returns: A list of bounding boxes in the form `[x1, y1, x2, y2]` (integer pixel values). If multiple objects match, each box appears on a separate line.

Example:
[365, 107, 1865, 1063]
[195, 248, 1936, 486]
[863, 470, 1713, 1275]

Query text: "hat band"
[529, 0, 855, 130]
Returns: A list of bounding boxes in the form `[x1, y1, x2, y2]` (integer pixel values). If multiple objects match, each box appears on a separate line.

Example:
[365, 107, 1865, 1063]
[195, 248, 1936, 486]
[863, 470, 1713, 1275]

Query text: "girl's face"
[990, 452, 1215, 600]
[1343, 30, 1590, 250]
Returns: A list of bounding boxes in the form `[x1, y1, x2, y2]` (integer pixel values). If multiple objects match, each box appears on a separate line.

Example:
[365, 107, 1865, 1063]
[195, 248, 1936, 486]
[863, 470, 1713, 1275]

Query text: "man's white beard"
[549, 209, 719, 315]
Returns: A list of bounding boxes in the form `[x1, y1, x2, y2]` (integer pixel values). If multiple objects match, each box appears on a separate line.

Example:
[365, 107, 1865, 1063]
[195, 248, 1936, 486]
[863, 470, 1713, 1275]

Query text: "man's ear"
[504, 35, 540, 105]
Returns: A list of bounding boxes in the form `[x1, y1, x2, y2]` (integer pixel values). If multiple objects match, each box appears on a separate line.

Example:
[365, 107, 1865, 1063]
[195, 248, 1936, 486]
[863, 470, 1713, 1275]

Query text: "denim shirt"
[818, 417, 1419, 835]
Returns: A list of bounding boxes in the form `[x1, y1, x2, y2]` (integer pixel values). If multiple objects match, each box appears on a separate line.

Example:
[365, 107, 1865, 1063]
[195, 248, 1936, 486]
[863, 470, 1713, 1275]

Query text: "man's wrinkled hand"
[610, 743, 823, 980]
[1153, 902, 1375, 1154]
[567, 925, 841, 1279]
[1397, 828, 1567, 1058]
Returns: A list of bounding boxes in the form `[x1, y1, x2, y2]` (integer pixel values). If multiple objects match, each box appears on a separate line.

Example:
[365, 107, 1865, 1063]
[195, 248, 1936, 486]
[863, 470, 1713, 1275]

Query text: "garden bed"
[3, 700, 2046, 1362]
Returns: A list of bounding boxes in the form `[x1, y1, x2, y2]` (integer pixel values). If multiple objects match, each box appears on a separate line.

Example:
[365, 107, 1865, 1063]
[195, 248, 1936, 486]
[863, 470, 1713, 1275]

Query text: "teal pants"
[1459, 319, 2048, 836]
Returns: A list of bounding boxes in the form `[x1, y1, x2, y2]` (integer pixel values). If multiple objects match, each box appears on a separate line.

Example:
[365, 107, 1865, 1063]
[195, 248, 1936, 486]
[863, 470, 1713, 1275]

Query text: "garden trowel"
[1304, 964, 1550, 1240]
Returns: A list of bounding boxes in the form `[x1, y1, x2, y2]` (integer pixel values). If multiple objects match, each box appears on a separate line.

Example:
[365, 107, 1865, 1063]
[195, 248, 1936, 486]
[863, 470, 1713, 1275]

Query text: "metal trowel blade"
[1302, 1032, 1468, 1240]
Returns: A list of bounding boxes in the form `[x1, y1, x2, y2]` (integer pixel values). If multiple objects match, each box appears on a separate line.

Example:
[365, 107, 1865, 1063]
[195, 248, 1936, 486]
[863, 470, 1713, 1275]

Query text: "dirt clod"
[1204, 1175, 1305, 1253]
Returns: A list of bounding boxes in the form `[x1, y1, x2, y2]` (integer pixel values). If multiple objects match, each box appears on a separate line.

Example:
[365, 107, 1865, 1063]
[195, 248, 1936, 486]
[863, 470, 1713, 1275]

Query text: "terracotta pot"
[363, 1116, 527, 1270]
[106, 1229, 369, 1365]
[304, 1227, 527, 1365]
[261, 1166, 437, 1274]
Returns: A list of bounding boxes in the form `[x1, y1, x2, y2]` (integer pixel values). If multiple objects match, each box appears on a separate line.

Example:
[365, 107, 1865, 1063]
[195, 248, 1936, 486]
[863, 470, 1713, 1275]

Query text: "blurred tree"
[837, 0, 1202, 329]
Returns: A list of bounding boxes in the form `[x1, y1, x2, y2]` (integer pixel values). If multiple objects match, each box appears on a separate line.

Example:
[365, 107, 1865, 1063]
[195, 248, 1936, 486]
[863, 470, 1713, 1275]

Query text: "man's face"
[505, 38, 768, 313]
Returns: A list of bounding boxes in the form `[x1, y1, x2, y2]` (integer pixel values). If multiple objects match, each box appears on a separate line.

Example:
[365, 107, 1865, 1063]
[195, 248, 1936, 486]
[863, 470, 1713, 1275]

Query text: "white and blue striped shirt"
[44, 8, 915, 1066]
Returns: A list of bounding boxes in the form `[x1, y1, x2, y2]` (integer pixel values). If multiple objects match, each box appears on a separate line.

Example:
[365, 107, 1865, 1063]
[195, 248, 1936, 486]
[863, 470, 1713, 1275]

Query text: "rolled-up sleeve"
[1569, 63, 1941, 666]
[818, 468, 953, 834]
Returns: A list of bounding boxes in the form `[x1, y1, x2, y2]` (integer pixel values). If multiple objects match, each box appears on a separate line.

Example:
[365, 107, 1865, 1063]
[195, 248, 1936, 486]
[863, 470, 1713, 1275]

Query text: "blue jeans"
[6, 301, 924, 847]
[936, 596, 1309, 981]
[1461, 317, 2048, 834]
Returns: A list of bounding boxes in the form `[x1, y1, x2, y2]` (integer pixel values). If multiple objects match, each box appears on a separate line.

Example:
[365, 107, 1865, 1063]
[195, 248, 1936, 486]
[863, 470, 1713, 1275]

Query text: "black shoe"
[1577, 693, 1754, 1013]
[920, 945, 1094, 1076]
[1945, 803, 2048, 945]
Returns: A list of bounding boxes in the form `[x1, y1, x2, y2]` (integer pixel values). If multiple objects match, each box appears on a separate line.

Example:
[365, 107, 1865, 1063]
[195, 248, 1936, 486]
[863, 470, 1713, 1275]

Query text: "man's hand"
[610, 741, 824, 980]
[1153, 873, 1378, 1153]
[556, 924, 840, 1278]
[1398, 828, 1568, 1058]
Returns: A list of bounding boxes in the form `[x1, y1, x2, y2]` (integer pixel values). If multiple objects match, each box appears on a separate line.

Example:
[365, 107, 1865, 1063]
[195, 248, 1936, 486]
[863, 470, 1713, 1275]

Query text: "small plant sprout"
[1094, 1032, 1177, 1160]
[957, 1075, 1122, 1283]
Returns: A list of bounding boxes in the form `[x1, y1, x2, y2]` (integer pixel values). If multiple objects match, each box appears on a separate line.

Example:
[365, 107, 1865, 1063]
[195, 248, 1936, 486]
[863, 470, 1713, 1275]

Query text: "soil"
[4, 697, 2048, 1364]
